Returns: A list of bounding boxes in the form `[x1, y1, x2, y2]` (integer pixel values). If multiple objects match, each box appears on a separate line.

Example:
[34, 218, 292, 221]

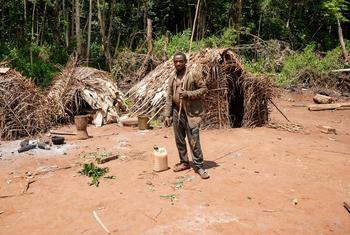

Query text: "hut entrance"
[229, 81, 245, 127]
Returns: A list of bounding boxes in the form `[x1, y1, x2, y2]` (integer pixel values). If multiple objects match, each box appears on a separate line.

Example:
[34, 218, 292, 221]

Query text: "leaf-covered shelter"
[127, 48, 274, 128]
[0, 58, 127, 140]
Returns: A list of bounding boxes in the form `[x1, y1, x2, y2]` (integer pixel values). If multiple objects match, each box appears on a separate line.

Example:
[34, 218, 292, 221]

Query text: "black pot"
[51, 136, 65, 145]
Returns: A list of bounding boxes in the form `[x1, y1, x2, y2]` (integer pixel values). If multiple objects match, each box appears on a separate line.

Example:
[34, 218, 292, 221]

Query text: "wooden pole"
[178, 0, 201, 120]
[189, 0, 201, 52]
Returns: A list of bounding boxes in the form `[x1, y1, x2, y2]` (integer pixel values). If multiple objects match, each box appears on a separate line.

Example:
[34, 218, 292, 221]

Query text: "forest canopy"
[0, 0, 349, 87]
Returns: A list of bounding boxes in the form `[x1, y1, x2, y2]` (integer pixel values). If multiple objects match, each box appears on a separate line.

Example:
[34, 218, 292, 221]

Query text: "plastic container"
[153, 146, 169, 172]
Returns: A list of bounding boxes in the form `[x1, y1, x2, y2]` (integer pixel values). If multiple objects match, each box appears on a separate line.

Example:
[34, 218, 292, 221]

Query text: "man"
[164, 52, 209, 179]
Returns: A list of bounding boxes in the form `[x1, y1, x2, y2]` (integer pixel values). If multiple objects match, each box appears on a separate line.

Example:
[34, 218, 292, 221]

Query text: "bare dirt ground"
[0, 89, 350, 235]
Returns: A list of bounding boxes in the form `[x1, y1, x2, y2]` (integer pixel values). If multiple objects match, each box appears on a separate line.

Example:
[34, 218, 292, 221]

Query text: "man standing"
[164, 52, 209, 179]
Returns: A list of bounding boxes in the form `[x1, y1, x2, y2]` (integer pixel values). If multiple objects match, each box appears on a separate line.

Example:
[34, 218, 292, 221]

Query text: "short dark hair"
[173, 52, 187, 60]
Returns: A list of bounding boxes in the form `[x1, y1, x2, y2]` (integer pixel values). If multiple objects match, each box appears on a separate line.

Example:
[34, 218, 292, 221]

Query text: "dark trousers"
[172, 108, 204, 169]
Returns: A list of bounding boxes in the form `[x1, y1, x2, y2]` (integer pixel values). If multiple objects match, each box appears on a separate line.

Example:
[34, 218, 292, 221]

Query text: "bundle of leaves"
[79, 163, 109, 187]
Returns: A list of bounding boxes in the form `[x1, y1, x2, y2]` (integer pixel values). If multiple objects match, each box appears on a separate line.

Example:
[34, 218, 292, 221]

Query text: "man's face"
[173, 55, 186, 71]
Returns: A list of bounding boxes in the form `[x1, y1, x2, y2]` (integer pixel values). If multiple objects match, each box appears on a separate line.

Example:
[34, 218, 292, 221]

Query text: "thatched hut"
[127, 48, 274, 128]
[0, 58, 127, 140]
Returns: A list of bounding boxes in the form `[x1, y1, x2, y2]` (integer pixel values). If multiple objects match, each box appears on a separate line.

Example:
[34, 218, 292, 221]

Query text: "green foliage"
[154, 28, 240, 59]
[204, 28, 238, 48]
[154, 29, 205, 59]
[242, 58, 267, 75]
[322, 0, 349, 23]
[278, 45, 343, 85]
[8, 43, 58, 87]
[79, 163, 109, 187]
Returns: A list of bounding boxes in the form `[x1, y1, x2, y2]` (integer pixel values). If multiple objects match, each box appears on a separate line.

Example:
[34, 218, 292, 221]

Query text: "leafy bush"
[204, 28, 238, 48]
[7, 43, 59, 87]
[278, 45, 343, 85]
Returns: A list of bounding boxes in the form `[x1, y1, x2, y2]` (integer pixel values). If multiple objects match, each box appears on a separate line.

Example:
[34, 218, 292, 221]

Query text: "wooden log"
[313, 94, 334, 104]
[308, 102, 350, 111]
[96, 155, 119, 164]
[121, 117, 138, 126]
[50, 130, 76, 135]
[331, 68, 350, 72]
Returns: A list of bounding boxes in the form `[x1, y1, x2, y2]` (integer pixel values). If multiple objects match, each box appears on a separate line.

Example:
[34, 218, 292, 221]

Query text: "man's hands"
[164, 116, 172, 127]
[179, 89, 188, 99]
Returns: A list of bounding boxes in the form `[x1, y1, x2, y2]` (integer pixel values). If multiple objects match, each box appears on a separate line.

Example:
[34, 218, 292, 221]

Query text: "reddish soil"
[0, 90, 350, 235]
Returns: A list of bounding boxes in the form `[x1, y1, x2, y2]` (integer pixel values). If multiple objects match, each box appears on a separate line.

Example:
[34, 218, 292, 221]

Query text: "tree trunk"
[113, 32, 121, 59]
[163, 31, 170, 61]
[230, 0, 242, 43]
[30, 0, 36, 66]
[39, 1, 48, 45]
[337, 18, 350, 64]
[52, 0, 60, 43]
[23, 0, 27, 38]
[107, 0, 113, 50]
[146, 18, 153, 56]
[75, 0, 82, 56]
[257, 12, 262, 37]
[97, 0, 112, 71]
[86, 0, 93, 65]
[200, 2, 208, 40]
[71, 0, 75, 46]
[63, 0, 69, 47]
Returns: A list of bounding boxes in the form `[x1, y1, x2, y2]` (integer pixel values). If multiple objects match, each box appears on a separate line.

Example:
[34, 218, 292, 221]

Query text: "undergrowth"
[79, 162, 109, 187]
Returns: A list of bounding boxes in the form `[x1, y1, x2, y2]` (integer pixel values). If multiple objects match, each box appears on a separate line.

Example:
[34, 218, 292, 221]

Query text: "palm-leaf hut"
[0, 58, 127, 140]
[127, 48, 274, 128]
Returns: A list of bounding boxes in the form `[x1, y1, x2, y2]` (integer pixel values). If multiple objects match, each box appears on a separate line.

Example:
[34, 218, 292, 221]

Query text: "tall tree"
[97, 0, 112, 71]
[322, 0, 350, 63]
[75, 0, 82, 56]
[87, 0, 93, 65]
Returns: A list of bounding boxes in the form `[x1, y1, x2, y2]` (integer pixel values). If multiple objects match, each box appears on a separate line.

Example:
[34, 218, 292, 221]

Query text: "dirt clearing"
[0, 90, 349, 235]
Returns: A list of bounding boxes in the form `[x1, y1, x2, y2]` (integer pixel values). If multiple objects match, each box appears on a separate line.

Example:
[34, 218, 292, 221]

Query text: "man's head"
[173, 52, 187, 72]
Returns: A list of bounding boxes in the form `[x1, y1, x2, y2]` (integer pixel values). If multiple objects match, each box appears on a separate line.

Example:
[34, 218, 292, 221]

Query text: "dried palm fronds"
[0, 70, 52, 140]
[127, 48, 274, 128]
[1, 58, 126, 140]
[113, 50, 160, 92]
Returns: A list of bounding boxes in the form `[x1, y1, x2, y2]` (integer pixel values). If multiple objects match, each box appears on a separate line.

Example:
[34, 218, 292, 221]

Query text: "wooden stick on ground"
[269, 99, 290, 122]
[308, 102, 350, 111]
[50, 130, 76, 135]
[93, 210, 111, 234]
